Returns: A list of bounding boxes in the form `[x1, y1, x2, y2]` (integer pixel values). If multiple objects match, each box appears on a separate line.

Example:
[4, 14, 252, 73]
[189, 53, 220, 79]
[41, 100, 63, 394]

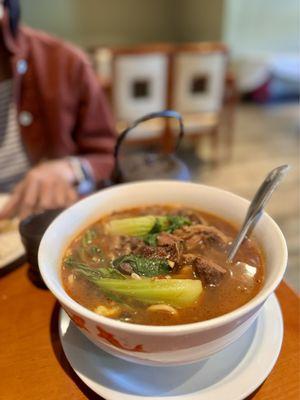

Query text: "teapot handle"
[113, 110, 184, 183]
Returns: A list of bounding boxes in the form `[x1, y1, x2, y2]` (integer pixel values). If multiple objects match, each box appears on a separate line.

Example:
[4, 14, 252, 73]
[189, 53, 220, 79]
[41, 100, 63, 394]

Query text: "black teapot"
[112, 110, 190, 183]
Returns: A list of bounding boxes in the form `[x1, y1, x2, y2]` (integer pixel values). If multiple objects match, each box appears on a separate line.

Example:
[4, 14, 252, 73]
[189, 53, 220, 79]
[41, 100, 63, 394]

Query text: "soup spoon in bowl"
[227, 164, 290, 263]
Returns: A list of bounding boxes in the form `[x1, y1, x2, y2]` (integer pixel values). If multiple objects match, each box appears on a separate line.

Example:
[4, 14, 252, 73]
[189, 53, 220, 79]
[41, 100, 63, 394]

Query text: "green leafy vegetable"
[143, 215, 191, 246]
[166, 216, 191, 232]
[64, 258, 126, 280]
[95, 278, 203, 308]
[82, 229, 97, 246]
[105, 216, 167, 237]
[106, 214, 191, 246]
[113, 254, 170, 277]
[143, 233, 158, 247]
[75, 242, 107, 267]
[88, 245, 104, 257]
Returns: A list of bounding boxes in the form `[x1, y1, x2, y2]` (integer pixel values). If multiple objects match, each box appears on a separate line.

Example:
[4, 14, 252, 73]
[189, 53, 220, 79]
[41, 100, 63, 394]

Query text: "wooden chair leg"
[223, 73, 237, 161]
[225, 124, 234, 161]
[195, 135, 202, 159]
[210, 126, 220, 165]
[221, 105, 234, 162]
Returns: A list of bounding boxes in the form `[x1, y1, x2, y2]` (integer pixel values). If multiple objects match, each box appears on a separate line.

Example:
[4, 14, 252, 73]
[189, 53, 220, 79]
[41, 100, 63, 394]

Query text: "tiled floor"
[179, 103, 300, 292]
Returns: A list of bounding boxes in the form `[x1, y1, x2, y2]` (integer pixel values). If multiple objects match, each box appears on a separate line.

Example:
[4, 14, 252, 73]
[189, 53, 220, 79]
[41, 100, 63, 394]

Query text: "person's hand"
[0, 160, 78, 220]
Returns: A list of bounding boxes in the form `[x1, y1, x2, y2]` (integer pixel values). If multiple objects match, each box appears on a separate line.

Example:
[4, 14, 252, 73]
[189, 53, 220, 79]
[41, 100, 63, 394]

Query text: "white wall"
[20, 0, 175, 47]
[20, 0, 224, 48]
[174, 0, 224, 42]
[223, 0, 300, 56]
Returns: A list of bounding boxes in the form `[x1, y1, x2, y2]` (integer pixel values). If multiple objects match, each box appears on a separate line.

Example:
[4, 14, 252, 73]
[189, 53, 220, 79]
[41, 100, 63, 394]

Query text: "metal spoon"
[227, 164, 290, 263]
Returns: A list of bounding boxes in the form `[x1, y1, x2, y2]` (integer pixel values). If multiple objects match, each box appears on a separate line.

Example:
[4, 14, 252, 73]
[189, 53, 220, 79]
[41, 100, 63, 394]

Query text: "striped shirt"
[0, 80, 30, 192]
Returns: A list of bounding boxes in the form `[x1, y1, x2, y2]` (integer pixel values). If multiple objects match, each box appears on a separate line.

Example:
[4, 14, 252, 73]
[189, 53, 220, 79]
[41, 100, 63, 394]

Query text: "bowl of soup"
[38, 181, 287, 366]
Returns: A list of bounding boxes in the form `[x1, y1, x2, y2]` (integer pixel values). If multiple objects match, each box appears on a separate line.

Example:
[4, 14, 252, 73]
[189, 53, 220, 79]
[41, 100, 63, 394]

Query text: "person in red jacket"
[0, 0, 116, 218]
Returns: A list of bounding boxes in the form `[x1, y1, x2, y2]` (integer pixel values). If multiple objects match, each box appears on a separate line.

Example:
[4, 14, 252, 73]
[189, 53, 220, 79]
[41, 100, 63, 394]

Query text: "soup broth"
[62, 206, 264, 326]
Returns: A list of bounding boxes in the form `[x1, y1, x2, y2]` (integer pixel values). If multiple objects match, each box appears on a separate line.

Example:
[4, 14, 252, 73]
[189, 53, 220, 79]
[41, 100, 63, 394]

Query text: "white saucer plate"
[0, 194, 25, 269]
[59, 294, 283, 400]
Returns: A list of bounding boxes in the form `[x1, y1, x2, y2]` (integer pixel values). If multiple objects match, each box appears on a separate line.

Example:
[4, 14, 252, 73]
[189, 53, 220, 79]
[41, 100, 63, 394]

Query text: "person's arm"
[73, 59, 116, 186]
[0, 160, 78, 219]
[0, 55, 116, 220]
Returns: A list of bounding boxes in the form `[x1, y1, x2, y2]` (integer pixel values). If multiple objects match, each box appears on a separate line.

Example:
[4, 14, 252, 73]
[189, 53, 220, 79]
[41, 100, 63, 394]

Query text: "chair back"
[171, 43, 228, 114]
[112, 45, 173, 125]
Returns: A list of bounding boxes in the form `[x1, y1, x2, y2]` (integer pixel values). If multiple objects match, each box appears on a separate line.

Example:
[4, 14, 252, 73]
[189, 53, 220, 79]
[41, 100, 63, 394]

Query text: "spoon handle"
[227, 165, 290, 262]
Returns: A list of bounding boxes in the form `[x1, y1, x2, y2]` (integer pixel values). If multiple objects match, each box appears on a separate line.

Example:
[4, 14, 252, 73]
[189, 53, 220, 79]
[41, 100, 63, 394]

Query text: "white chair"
[112, 45, 172, 143]
[170, 43, 229, 161]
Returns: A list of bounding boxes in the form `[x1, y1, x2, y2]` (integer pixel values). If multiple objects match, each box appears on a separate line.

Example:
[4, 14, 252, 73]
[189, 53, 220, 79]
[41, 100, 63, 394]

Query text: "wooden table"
[0, 263, 299, 400]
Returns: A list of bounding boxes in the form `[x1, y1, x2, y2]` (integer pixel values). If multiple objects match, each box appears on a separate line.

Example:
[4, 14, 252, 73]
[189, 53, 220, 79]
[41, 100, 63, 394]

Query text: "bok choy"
[96, 278, 202, 308]
[64, 258, 202, 308]
[105, 215, 169, 237]
[105, 215, 191, 245]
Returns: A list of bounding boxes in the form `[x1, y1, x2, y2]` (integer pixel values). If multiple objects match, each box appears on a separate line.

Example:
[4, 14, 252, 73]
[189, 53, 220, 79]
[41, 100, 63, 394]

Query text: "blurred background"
[20, 0, 299, 290]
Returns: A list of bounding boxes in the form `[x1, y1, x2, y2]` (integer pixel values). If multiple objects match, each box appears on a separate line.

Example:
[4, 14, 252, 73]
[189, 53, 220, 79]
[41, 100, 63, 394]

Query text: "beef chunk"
[194, 255, 227, 285]
[156, 233, 183, 266]
[185, 234, 205, 250]
[117, 262, 133, 275]
[182, 253, 197, 264]
[167, 241, 184, 265]
[134, 240, 183, 267]
[157, 232, 182, 246]
[108, 235, 144, 257]
[174, 224, 230, 249]
[135, 245, 169, 259]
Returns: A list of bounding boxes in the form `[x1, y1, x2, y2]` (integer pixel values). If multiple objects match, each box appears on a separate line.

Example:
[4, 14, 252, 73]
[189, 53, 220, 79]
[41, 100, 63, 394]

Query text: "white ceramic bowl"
[38, 181, 287, 366]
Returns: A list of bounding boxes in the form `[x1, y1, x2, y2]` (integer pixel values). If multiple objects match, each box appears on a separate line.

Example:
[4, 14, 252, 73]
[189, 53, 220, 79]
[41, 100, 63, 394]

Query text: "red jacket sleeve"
[74, 60, 116, 183]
